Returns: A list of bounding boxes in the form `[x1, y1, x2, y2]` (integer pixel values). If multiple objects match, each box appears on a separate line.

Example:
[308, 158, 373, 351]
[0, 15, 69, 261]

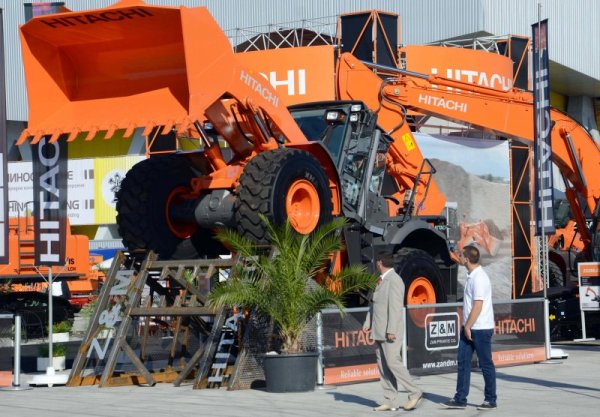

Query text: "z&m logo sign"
[425, 313, 459, 351]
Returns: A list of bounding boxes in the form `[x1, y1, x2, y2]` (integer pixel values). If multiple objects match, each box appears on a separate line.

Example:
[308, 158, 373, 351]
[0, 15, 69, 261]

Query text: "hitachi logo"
[418, 94, 467, 112]
[432, 68, 512, 91]
[240, 70, 280, 107]
[259, 70, 306, 96]
[40, 8, 153, 28]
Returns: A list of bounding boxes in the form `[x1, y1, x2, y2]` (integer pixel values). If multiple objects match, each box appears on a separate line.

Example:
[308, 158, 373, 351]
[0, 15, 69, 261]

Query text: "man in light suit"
[364, 252, 423, 411]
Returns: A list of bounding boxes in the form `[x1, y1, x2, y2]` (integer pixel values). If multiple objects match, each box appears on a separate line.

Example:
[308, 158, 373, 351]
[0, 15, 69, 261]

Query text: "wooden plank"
[67, 252, 125, 387]
[168, 294, 183, 367]
[129, 307, 214, 316]
[122, 342, 156, 386]
[139, 296, 152, 361]
[170, 267, 208, 305]
[194, 307, 227, 389]
[172, 307, 226, 388]
[99, 254, 155, 387]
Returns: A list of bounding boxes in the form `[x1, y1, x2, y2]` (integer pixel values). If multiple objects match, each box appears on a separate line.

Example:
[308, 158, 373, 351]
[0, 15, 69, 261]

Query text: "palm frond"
[208, 216, 369, 353]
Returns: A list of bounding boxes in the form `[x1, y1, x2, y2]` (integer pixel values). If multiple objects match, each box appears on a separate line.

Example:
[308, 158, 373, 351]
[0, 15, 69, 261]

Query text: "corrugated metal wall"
[2, 0, 599, 122]
[482, 0, 600, 93]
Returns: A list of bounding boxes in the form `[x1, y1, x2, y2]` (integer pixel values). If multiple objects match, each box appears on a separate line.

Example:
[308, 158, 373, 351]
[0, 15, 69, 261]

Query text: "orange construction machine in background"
[0, 216, 104, 309]
[15, 1, 600, 310]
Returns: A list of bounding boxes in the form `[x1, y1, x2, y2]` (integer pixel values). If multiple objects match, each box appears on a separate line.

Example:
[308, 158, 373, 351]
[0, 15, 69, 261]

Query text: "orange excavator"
[0, 216, 104, 309]
[16, 1, 600, 309]
[336, 52, 600, 287]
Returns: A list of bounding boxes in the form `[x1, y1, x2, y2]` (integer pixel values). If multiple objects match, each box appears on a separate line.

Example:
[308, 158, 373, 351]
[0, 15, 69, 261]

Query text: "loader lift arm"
[337, 53, 600, 250]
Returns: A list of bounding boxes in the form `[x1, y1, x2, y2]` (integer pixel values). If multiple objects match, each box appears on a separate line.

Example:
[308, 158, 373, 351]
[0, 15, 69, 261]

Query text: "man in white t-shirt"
[442, 245, 497, 411]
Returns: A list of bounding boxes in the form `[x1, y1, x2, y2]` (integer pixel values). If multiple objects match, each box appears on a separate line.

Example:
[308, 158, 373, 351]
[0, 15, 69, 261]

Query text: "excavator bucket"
[18, 0, 261, 144]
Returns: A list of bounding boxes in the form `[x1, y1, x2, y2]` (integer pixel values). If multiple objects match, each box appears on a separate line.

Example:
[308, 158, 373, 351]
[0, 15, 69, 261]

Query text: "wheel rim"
[407, 277, 436, 305]
[165, 186, 198, 239]
[407, 277, 437, 328]
[285, 179, 320, 234]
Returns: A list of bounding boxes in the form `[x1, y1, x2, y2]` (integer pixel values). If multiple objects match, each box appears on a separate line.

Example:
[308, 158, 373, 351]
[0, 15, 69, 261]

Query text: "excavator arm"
[337, 52, 600, 247]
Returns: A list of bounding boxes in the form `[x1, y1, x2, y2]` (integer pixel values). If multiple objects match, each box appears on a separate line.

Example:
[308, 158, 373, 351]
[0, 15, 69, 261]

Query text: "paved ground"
[1, 343, 598, 417]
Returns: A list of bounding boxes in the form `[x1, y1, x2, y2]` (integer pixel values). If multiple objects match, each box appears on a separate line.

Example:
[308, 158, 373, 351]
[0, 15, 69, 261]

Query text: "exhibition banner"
[0, 11, 7, 263]
[532, 19, 555, 236]
[32, 136, 68, 265]
[320, 307, 377, 385]
[320, 298, 546, 384]
[578, 262, 600, 311]
[237, 45, 336, 106]
[8, 155, 143, 226]
[408, 299, 546, 375]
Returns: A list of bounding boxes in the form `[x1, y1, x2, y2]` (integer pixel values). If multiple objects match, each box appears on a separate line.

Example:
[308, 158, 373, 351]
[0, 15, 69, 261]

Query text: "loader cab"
[289, 101, 389, 223]
[289, 101, 355, 166]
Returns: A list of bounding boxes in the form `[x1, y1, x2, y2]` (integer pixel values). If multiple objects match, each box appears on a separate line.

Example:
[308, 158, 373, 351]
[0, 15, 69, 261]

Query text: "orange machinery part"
[0, 218, 102, 302]
[336, 52, 600, 247]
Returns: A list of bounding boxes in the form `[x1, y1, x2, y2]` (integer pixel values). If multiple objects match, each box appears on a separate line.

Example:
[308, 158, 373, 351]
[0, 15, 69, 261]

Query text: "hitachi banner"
[32, 136, 68, 265]
[0, 11, 8, 263]
[402, 45, 515, 91]
[532, 19, 555, 236]
[236, 45, 336, 105]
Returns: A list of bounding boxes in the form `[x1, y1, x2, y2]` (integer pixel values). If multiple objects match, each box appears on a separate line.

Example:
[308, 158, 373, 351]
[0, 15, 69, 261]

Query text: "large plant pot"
[51, 332, 70, 343]
[262, 352, 318, 393]
[37, 356, 66, 372]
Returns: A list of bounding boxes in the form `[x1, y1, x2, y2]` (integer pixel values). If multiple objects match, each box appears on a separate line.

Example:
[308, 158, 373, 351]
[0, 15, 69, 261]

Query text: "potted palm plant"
[208, 216, 376, 392]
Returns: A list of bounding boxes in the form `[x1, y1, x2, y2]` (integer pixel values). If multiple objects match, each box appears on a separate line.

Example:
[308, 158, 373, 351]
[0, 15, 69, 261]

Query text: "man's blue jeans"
[454, 328, 497, 405]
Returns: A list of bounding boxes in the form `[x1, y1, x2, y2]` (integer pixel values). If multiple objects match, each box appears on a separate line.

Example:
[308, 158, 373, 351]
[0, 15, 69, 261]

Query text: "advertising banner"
[237, 45, 336, 106]
[8, 155, 143, 226]
[320, 299, 546, 384]
[407, 299, 546, 375]
[578, 263, 600, 311]
[407, 304, 468, 375]
[0, 11, 7, 263]
[321, 308, 378, 385]
[94, 156, 143, 224]
[403, 45, 514, 91]
[32, 136, 68, 265]
[532, 19, 555, 236]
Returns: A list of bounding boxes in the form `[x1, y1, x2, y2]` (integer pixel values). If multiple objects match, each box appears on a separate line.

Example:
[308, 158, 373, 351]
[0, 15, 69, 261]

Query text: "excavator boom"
[337, 52, 600, 246]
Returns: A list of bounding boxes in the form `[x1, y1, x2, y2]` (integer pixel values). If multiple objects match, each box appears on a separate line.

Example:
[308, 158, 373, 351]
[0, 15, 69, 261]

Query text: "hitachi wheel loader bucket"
[18, 0, 305, 147]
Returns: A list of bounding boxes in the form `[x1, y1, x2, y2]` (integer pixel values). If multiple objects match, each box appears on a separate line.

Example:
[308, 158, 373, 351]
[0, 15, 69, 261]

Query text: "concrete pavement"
[1, 343, 599, 417]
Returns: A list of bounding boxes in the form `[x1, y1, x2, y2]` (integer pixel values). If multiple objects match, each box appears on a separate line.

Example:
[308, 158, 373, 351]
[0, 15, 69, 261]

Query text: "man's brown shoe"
[373, 404, 397, 411]
[403, 394, 423, 410]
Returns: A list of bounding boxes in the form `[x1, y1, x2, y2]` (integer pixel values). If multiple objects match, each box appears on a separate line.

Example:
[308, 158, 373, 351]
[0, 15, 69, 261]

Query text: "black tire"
[394, 248, 447, 305]
[116, 155, 222, 259]
[548, 260, 565, 288]
[234, 148, 333, 242]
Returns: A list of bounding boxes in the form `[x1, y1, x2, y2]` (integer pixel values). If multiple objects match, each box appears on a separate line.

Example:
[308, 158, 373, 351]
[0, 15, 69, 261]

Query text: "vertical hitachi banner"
[532, 19, 555, 236]
[32, 136, 68, 265]
[0, 11, 7, 263]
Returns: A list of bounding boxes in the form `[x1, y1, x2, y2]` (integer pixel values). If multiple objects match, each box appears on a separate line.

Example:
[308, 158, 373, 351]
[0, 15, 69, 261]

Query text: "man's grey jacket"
[364, 269, 405, 341]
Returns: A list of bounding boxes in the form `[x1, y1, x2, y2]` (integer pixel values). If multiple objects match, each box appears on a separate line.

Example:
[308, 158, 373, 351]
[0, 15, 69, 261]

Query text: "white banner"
[9, 158, 95, 225]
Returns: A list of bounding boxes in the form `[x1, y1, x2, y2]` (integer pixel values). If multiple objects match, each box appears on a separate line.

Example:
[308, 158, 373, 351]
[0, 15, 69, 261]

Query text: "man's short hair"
[462, 245, 480, 264]
[376, 251, 396, 268]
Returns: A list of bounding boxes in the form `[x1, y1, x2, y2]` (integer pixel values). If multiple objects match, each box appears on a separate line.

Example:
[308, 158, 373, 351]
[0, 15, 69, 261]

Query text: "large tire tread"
[116, 155, 211, 259]
[234, 148, 333, 242]
[394, 247, 447, 304]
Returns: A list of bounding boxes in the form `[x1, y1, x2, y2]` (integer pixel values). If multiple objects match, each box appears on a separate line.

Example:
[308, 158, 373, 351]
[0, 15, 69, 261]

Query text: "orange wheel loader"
[17, 1, 459, 306]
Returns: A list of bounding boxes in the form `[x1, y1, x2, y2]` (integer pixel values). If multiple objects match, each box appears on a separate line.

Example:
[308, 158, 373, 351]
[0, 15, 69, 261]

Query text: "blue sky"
[415, 133, 510, 180]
